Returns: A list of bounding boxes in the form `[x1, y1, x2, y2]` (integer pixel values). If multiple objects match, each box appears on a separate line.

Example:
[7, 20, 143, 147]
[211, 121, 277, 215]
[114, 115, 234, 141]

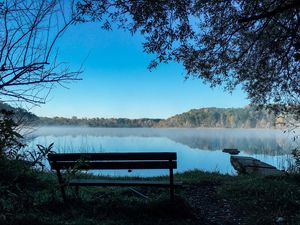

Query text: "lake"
[25, 127, 295, 176]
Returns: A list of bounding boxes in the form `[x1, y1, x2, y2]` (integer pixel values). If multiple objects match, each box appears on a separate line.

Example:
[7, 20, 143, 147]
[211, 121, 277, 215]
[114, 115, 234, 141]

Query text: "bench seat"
[68, 179, 182, 187]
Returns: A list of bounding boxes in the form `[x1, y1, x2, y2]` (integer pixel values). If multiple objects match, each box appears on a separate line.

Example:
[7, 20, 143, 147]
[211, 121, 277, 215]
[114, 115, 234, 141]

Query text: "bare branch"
[0, 0, 82, 105]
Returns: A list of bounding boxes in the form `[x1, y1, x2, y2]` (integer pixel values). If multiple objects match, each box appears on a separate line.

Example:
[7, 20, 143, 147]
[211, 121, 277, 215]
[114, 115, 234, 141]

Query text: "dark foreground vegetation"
[1, 158, 299, 225]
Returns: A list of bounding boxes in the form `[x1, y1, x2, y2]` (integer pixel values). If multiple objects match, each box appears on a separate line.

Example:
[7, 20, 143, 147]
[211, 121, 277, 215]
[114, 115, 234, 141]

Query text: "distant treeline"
[37, 117, 162, 127]
[160, 107, 279, 128]
[0, 102, 282, 128]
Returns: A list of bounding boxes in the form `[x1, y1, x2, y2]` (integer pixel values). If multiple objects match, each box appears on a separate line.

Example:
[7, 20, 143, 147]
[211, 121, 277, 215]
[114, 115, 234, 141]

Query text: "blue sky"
[31, 22, 249, 119]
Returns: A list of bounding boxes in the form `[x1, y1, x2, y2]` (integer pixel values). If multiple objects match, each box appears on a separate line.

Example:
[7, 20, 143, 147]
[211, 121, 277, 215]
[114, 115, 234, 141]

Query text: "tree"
[0, 0, 81, 105]
[76, 0, 300, 118]
[0, 109, 24, 158]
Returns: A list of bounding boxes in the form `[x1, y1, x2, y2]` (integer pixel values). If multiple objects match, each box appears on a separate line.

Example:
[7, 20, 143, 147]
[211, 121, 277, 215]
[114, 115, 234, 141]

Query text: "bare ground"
[184, 183, 246, 225]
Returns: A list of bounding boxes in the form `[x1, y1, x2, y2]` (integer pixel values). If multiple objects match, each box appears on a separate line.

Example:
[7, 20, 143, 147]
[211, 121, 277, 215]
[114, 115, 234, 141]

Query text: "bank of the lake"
[1, 158, 299, 225]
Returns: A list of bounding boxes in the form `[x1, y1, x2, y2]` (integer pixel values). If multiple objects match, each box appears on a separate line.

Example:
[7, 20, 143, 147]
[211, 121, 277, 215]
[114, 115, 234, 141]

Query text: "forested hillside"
[0, 102, 38, 123]
[159, 107, 279, 128]
[0, 102, 281, 128]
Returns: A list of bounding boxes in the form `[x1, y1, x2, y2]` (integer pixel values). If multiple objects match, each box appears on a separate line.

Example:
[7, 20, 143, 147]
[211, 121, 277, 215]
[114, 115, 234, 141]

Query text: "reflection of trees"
[168, 135, 291, 156]
[26, 128, 293, 156]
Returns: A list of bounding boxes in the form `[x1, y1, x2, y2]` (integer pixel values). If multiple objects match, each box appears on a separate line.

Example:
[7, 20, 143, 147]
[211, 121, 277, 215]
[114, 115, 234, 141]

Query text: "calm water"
[24, 127, 295, 176]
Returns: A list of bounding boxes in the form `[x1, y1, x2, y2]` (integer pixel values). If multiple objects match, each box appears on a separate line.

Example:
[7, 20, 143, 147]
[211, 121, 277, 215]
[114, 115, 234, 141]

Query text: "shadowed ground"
[0, 159, 299, 225]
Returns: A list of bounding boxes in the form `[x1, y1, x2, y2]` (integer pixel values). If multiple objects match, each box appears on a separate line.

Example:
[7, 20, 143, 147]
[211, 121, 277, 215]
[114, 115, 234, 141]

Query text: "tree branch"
[238, 1, 300, 23]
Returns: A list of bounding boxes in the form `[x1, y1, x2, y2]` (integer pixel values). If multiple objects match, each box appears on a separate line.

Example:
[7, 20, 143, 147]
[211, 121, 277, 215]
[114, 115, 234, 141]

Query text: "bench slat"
[50, 161, 177, 170]
[68, 179, 182, 187]
[48, 152, 177, 161]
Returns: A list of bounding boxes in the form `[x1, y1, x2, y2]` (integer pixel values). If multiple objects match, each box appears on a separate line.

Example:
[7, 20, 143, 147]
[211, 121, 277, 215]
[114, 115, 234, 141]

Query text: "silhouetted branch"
[0, 0, 82, 105]
[238, 1, 300, 23]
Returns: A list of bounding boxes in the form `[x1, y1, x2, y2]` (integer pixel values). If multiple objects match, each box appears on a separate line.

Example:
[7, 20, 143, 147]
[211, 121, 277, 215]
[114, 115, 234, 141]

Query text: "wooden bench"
[48, 152, 182, 201]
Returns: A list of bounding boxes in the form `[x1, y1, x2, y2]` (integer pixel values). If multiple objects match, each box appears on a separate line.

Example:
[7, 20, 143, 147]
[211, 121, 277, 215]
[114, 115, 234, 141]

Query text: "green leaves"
[26, 143, 55, 169]
[0, 109, 25, 159]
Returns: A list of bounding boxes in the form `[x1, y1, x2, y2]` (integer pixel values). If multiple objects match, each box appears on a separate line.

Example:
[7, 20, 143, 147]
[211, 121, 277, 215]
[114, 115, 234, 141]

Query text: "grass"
[0, 158, 299, 225]
[219, 174, 300, 225]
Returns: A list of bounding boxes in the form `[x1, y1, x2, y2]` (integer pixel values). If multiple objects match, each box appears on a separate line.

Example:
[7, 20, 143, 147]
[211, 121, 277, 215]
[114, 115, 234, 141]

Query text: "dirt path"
[184, 183, 245, 225]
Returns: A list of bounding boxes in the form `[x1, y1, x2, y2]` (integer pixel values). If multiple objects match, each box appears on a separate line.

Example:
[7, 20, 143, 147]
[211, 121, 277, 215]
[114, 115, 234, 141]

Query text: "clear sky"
[31, 22, 249, 119]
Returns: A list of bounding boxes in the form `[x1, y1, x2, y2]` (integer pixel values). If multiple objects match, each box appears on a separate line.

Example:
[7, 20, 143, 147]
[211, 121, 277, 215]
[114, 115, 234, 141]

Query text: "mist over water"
[25, 127, 295, 176]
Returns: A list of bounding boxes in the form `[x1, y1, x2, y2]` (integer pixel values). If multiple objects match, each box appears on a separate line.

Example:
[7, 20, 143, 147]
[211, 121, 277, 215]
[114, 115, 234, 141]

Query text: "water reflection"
[24, 127, 295, 176]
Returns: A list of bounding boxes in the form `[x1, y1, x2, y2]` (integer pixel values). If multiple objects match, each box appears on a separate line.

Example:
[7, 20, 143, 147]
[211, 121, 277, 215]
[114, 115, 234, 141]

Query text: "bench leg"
[169, 167, 175, 201]
[55, 168, 67, 202]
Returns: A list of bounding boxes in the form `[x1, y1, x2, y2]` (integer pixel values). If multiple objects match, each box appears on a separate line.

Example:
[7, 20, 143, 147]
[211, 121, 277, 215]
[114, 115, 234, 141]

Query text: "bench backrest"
[48, 152, 177, 170]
